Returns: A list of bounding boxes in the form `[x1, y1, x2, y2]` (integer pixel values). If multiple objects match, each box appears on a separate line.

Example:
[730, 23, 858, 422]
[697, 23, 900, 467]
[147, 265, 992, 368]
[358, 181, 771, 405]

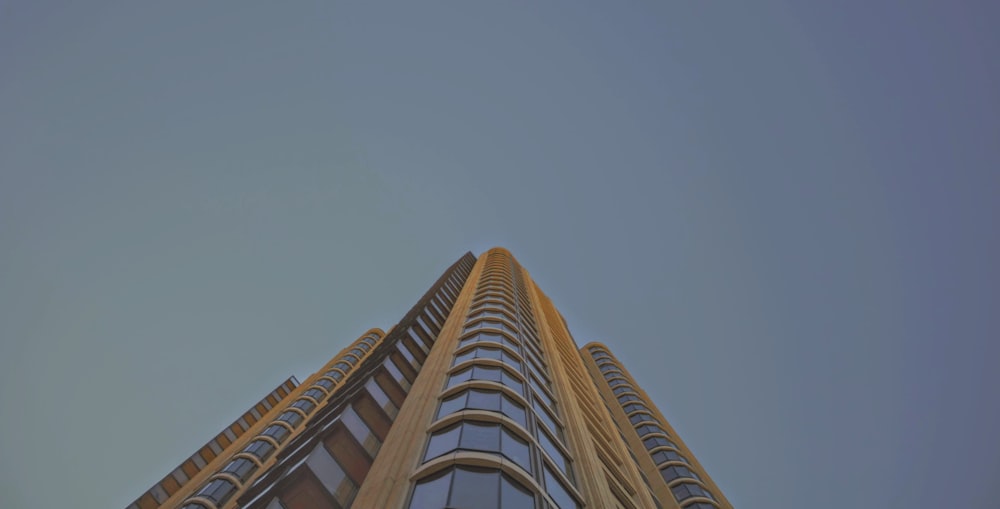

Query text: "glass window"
[291, 398, 316, 414]
[612, 386, 634, 396]
[670, 482, 715, 502]
[424, 421, 532, 473]
[660, 465, 701, 483]
[262, 424, 290, 444]
[629, 413, 656, 425]
[538, 425, 573, 481]
[314, 378, 335, 391]
[276, 410, 303, 427]
[530, 375, 555, 408]
[408, 467, 535, 509]
[436, 389, 527, 428]
[424, 423, 462, 461]
[244, 439, 275, 461]
[651, 449, 690, 465]
[643, 436, 678, 450]
[533, 398, 561, 439]
[222, 457, 257, 482]
[543, 466, 579, 509]
[622, 403, 650, 415]
[454, 346, 522, 371]
[304, 388, 326, 402]
[341, 407, 380, 456]
[447, 365, 523, 395]
[408, 468, 451, 509]
[366, 378, 399, 419]
[384, 359, 411, 391]
[459, 331, 519, 352]
[637, 424, 669, 437]
[334, 362, 351, 373]
[197, 478, 236, 505]
[326, 369, 345, 381]
[618, 394, 640, 404]
[451, 466, 499, 508]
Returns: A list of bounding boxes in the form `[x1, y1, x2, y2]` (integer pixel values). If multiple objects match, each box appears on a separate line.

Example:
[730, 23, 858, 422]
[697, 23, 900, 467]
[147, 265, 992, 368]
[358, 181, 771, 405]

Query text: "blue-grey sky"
[1, 1, 998, 508]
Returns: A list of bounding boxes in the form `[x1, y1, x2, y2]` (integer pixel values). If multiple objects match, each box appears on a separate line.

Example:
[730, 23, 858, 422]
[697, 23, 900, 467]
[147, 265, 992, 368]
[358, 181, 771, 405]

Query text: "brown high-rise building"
[128, 248, 731, 509]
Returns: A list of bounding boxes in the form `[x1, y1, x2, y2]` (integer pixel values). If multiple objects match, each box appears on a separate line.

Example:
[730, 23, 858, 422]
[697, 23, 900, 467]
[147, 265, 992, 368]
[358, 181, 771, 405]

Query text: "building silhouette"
[128, 248, 731, 509]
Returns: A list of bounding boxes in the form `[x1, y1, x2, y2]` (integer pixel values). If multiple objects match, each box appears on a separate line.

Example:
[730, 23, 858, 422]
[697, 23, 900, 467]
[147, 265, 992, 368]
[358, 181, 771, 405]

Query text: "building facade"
[128, 248, 731, 509]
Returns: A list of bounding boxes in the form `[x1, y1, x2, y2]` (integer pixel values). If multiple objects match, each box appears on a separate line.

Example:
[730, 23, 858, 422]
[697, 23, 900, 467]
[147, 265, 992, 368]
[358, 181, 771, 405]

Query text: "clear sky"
[1, 1, 998, 508]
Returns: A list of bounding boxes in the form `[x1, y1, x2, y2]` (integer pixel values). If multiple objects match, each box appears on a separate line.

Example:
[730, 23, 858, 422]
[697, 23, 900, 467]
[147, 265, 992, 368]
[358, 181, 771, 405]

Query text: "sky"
[1, 1, 998, 508]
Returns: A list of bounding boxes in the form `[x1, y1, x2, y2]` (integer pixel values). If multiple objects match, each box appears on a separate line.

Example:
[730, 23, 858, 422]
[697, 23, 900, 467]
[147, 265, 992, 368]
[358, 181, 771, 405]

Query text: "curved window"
[622, 403, 650, 415]
[636, 424, 669, 438]
[470, 302, 516, 317]
[618, 394, 641, 404]
[408, 466, 534, 509]
[326, 370, 345, 381]
[473, 292, 511, 305]
[651, 449, 690, 465]
[644, 436, 679, 450]
[671, 482, 715, 502]
[454, 346, 522, 371]
[543, 465, 580, 509]
[362, 337, 377, 345]
[291, 399, 316, 414]
[350, 348, 364, 358]
[423, 421, 531, 472]
[529, 375, 555, 408]
[660, 465, 701, 483]
[262, 424, 291, 444]
[196, 478, 236, 505]
[221, 457, 258, 482]
[608, 378, 630, 389]
[459, 332, 519, 352]
[629, 412, 657, 425]
[533, 398, 562, 439]
[303, 388, 326, 402]
[357, 342, 371, 352]
[243, 439, 275, 461]
[180, 504, 207, 509]
[464, 319, 518, 337]
[334, 361, 351, 372]
[448, 365, 523, 394]
[683, 503, 717, 509]
[276, 410, 304, 427]
[613, 386, 635, 396]
[437, 389, 527, 428]
[468, 310, 512, 322]
[538, 425, 573, 481]
[314, 378, 335, 391]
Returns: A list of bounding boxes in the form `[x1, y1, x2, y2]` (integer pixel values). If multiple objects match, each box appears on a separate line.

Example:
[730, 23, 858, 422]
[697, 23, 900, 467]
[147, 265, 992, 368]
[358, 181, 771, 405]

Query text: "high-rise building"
[128, 248, 731, 509]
